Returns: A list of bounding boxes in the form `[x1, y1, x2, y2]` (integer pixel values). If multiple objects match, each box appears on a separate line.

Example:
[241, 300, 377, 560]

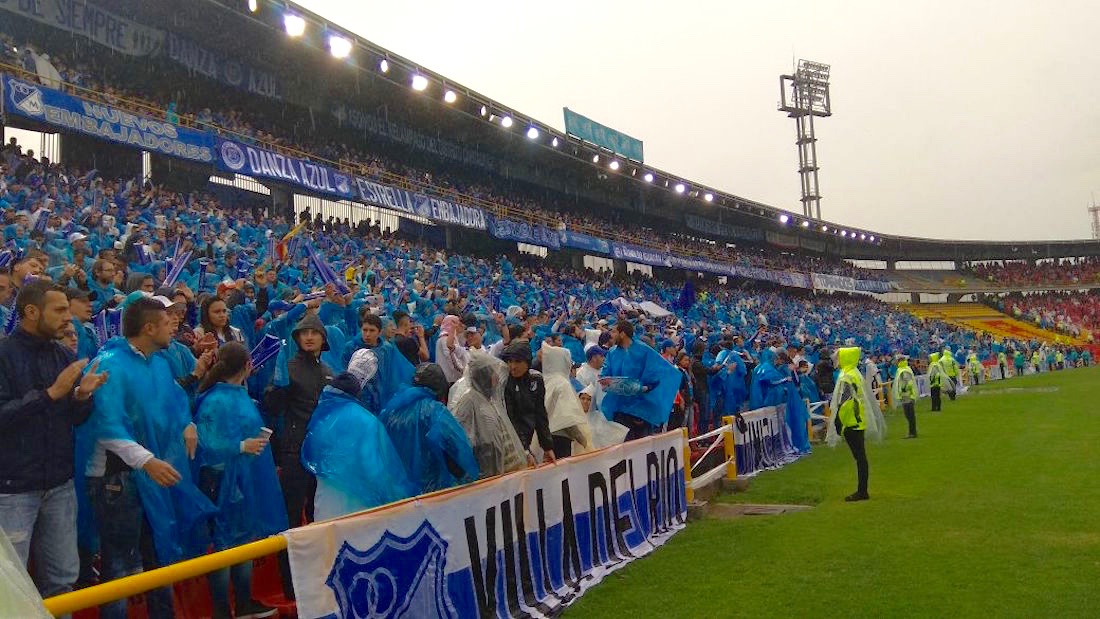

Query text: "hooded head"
[413, 363, 449, 402]
[540, 343, 572, 378]
[346, 348, 379, 390]
[930, 352, 941, 364]
[837, 347, 861, 372]
[292, 313, 330, 352]
[896, 357, 910, 370]
[466, 350, 505, 399]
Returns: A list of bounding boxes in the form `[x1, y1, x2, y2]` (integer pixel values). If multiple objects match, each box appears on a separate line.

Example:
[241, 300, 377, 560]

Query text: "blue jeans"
[87, 471, 175, 619]
[0, 479, 79, 598]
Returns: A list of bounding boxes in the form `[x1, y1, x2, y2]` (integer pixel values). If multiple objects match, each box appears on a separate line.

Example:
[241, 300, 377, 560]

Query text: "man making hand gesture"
[0, 280, 109, 599]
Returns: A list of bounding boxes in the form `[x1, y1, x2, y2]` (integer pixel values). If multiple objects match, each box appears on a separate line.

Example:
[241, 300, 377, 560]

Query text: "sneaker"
[904, 434, 917, 439]
[236, 599, 278, 619]
[844, 492, 869, 502]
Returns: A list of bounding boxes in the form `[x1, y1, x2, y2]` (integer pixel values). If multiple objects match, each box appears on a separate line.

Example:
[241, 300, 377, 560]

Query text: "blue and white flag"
[283, 431, 686, 618]
[304, 242, 349, 294]
[249, 334, 283, 370]
[163, 250, 192, 288]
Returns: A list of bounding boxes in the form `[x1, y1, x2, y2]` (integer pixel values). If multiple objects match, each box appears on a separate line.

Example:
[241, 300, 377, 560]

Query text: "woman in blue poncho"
[748, 348, 786, 410]
[195, 342, 286, 619]
[378, 363, 479, 494]
[302, 349, 414, 520]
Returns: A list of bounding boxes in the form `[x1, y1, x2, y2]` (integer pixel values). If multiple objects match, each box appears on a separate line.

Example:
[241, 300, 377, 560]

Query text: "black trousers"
[930, 386, 942, 411]
[277, 451, 316, 599]
[552, 435, 573, 459]
[843, 427, 868, 496]
[946, 382, 956, 400]
[903, 402, 917, 436]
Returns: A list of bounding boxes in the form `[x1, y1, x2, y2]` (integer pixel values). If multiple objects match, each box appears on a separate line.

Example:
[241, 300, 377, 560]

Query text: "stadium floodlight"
[869, 235, 875, 242]
[801, 220, 810, 228]
[592, 155, 599, 163]
[779, 214, 789, 224]
[674, 183, 686, 194]
[860, 233, 866, 240]
[283, 14, 306, 37]
[526, 127, 539, 139]
[479, 105, 487, 117]
[551, 137, 559, 147]
[704, 193, 714, 202]
[500, 116, 513, 128]
[644, 172, 654, 183]
[443, 90, 457, 104]
[609, 160, 620, 171]
[779, 59, 832, 220]
[411, 75, 429, 91]
[379, 58, 390, 73]
[821, 224, 828, 232]
[248, 0, 258, 12]
[328, 35, 352, 59]
[841, 230, 848, 237]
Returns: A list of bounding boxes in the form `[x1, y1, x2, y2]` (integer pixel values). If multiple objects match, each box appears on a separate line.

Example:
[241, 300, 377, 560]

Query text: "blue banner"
[563, 107, 644, 162]
[558, 228, 612, 255]
[611, 242, 673, 267]
[684, 214, 765, 242]
[353, 178, 487, 230]
[216, 138, 353, 200]
[3, 75, 214, 163]
[166, 32, 282, 100]
[487, 216, 561, 250]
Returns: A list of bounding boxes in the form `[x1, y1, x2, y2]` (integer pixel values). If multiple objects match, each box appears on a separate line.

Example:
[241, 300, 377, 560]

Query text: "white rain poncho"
[582, 384, 629, 448]
[449, 351, 528, 477]
[540, 343, 593, 452]
[891, 361, 917, 409]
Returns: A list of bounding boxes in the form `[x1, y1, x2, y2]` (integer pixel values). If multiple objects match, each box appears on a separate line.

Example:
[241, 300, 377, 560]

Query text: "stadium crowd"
[967, 258, 1100, 288]
[0, 19, 1095, 619]
[0, 29, 887, 283]
[3, 134, 1087, 616]
[996, 291, 1100, 341]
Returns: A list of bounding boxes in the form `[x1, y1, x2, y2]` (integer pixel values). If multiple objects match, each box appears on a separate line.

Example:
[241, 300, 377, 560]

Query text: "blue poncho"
[599, 340, 682, 426]
[377, 386, 479, 494]
[80, 337, 216, 564]
[342, 339, 415, 412]
[301, 387, 414, 520]
[749, 349, 787, 410]
[195, 383, 287, 549]
[715, 348, 747, 414]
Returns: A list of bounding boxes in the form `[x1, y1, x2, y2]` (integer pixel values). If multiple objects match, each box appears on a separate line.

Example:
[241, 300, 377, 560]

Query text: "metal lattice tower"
[1089, 200, 1100, 240]
[778, 60, 832, 220]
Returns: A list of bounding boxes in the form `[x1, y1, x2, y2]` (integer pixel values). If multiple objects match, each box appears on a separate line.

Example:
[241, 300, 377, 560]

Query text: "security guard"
[893, 356, 918, 438]
[832, 347, 871, 502]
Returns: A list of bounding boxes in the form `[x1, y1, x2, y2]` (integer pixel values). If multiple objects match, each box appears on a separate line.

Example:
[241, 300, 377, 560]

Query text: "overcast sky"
[297, 0, 1099, 241]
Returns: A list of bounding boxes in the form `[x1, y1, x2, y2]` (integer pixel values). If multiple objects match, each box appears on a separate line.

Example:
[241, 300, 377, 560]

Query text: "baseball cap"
[151, 294, 185, 309]
[67, 232, 87, 243]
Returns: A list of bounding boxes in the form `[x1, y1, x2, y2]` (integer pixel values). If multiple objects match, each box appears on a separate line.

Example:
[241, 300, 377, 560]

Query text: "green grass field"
[568, 367, 1100, 618]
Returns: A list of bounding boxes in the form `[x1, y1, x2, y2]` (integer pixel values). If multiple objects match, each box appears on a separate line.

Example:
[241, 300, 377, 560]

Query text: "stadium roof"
[75, 0, 1100, 262]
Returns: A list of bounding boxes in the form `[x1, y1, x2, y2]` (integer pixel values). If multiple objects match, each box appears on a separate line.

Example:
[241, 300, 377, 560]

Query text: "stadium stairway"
[898, 303, 1090, 346]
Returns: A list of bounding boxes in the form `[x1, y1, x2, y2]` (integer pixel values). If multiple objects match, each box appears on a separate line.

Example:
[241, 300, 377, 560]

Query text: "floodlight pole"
[779, 60, 832, 221]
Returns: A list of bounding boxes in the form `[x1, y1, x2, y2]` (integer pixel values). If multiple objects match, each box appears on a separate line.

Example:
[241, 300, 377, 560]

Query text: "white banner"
[284, 432, 687, 618]
[732, 405, 801, 477]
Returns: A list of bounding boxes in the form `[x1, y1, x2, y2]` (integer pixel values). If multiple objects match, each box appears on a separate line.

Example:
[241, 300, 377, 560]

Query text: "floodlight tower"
[778, 60, 832, 221]
[1089, 199, 1100, 240]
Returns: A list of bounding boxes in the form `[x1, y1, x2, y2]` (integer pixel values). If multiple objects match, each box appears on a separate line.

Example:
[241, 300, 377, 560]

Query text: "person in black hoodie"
[0, 280, 108, 598]
[263, 312, 333, 599]
[500, 341, 555, 463]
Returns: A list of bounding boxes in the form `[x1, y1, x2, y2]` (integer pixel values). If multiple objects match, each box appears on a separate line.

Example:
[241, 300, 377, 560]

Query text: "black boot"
[845, 492, 869, 502]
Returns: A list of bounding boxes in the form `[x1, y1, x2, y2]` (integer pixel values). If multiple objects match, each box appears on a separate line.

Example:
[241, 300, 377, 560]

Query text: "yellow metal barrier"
[42, 536, 287, 617]
[681, 427, 694, 503]
[722, 416, 737, 480]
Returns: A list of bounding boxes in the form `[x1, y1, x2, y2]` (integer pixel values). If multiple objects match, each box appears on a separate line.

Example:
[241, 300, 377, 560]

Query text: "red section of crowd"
[969, 258, 1100, 287]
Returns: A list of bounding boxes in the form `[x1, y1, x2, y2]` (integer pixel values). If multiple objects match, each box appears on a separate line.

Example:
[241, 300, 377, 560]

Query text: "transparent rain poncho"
[448, 351, 528, 478]
[826, 347, 886, 446]
[541, 343, 593, 452]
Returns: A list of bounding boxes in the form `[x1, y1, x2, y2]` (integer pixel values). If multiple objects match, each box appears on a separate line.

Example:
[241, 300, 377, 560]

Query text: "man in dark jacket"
[500, 341, 555, 463]
[264, 312, 332, 599]
[0, 280, 108, 597]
